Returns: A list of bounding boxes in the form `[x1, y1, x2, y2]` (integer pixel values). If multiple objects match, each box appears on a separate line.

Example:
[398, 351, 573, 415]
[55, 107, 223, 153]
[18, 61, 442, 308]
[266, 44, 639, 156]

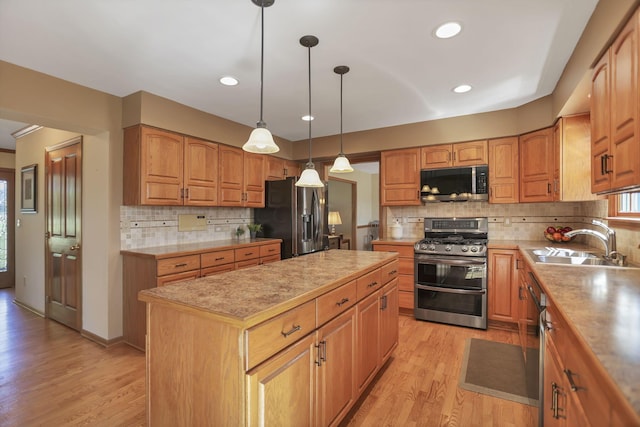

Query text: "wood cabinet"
[123, 125, 218, 206]
[553, 114, 600, 201]
[140, 253, 399, 426]
[121, 239, 281, 350]
[372, 242, 414, 312]
[591, 10, 640, 194]
[519, 126, 554, 202]
[420, 140, 488, 169]
[487, 249, 519, 325]
[381, 148, 420, 206]
[265, 156, 301, 181]
[219, 145, 265, 207]
[488, 136, 519, 203]
[517, 255, 538, 355]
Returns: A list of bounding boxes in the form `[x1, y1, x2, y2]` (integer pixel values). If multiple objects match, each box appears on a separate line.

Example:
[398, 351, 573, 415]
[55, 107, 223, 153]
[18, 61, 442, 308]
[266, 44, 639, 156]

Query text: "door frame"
[0, 167, 15, 288]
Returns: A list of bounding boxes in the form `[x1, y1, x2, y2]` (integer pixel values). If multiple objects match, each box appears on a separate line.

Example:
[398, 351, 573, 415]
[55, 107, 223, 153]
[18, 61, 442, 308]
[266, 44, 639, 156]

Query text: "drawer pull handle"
[281, 325, 301, 338]
[388, 270, 397, 275]
[245, 252, 254, 256]
[269, 248, 276, 252]
[563, 369, 579, 391]
[175, 263, 188, 267]
[551, 382, 564, 419]
[336, 298, 350, 306]
[214, 257, 225, 261]
[368, 281, 378, 288]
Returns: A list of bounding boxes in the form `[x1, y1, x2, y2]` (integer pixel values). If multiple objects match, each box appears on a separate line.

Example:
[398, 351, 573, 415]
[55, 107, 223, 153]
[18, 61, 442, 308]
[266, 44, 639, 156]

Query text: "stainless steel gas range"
[414, 217, 488, 329]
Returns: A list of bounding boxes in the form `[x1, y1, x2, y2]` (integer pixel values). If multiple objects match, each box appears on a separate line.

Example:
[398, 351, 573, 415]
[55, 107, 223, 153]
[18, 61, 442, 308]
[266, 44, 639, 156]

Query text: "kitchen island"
[139, 250, 399, 426]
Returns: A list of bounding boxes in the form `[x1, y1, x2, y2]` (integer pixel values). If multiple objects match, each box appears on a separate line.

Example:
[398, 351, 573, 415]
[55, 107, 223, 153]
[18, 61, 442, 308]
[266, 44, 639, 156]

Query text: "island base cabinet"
[246, 333, 317, 427]
[356, 291, 381, 393]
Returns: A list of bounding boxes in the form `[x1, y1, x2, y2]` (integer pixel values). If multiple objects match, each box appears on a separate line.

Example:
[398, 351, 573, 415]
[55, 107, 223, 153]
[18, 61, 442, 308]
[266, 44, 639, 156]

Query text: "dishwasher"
[527, 271, 546, 427]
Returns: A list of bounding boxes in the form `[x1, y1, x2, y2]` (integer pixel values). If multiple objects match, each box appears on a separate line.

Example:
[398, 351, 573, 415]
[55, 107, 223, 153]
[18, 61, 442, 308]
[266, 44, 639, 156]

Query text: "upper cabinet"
[265, 156, 301, 181]
[591, 9, 640, 194]
[421, 140, 488, 169]
[488, 137, 519, 204]
[381, 148, 420, 206]
[553, 114, 599, 202]
[123, 125, 218, 206]
[219, 145, 265, 208]
[519, 127, 554, 203]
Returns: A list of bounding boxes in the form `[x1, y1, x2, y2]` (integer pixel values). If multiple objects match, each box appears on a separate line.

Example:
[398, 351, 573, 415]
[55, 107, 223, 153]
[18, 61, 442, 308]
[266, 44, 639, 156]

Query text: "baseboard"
[81, 329, 124, 348]
[488, 319, 518, 331]
[399, 307, 414, 317]
[12, 299, 45, 317]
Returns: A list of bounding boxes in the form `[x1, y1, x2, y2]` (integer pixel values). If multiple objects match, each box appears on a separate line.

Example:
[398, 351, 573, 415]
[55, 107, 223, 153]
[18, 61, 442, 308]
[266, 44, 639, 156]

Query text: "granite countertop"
[490, 240, 640, 416]
[120, 238, 282, 259]
[139, 250, 397, 328]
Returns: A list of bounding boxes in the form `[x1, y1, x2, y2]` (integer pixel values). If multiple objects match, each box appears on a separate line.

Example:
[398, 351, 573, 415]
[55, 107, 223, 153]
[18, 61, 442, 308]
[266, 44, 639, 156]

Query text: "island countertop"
[138, 250, 398, 328]
[490, 240, 640, 418]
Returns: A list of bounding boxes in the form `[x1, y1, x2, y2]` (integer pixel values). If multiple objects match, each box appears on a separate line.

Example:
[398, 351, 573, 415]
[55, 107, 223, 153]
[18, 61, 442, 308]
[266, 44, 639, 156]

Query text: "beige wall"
[0, 151, 15, 169]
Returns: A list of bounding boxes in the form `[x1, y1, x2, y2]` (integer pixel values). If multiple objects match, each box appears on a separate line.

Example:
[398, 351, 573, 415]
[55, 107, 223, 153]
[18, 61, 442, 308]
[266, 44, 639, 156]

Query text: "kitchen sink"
[529, 248, 597, 258]
[525, 248, 619, 267]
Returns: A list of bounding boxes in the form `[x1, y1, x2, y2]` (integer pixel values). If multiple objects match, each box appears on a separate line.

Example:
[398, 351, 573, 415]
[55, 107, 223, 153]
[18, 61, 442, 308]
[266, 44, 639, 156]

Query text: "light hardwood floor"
[0, 288, 536, 426]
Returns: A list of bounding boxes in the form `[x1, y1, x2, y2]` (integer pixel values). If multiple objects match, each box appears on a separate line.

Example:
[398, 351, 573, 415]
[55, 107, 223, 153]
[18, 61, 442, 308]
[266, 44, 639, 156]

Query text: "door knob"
[70, 244, 81, 251]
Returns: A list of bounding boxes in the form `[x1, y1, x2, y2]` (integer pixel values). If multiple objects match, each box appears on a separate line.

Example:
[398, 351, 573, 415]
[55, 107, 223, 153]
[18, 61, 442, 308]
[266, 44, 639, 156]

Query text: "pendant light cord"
[259, 2, 265, 125]
[339, 73, 344, 154]
[307, 44, 312, 164]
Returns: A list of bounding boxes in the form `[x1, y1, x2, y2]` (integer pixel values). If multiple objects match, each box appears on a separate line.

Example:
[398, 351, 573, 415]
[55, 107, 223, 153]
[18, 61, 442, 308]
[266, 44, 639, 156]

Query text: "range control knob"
[470, 246, 479, 253]
[461, 246, 469, 252]
[428, 244, 436, 251]
[445, 245, 452, 252]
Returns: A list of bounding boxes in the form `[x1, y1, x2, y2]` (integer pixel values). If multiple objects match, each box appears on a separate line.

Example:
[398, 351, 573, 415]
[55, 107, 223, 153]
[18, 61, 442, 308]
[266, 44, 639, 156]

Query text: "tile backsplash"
[120, 206, 252, 250]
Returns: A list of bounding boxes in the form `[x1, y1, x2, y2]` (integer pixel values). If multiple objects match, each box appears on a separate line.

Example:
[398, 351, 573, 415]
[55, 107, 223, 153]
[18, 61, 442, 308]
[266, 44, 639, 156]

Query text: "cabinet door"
[519, 127, 554, 202]
[140, 126, 184, 205]
[219, 145, 244, 206]
[247, 333, 316, 427]
[488, 137, 519, 203]
[420, 144, 452, 168]
[487, 249, 518, 324]
[265, 156, 285, 181]
[244, 152, 265, 207]
[356, 292, 380, 393]
[610, 14, 640, 190]
[591, 51, 612, 193]
[454, 140, 487, 166]
[184, 137, 218, 206]
[317, 308, 357, 427]
[379, 279, 399, 364]
[284, 160, 301, 178]
[380, 148, 420, 206]
[544, 339, 567, 427]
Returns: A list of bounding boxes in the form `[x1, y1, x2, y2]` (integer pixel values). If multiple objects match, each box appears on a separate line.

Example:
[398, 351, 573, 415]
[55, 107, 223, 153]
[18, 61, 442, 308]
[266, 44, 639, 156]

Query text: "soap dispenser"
[390, 218, 403, 239]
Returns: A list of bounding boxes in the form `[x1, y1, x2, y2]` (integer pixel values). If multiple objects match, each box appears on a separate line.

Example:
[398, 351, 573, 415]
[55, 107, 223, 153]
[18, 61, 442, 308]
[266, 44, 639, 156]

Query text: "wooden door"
[591, 51, 612, 193]
[356, 291, 380, 393]
[543, 339, 567, 427]
[45, 138, 82, 331]
[420, 144, 452, 168]
[284, 160, 301, 178]
[218, 145, 244, 206]
[453, 140, 487, 166]
[246, 333, 316, 427]
[317, 308, 357, 427]
[140, 126, 184, 205]
[243, 152, 265, 207]
[488, 137, 519, 203]
[265, 156, 285, 181]
[610, 15, 639, 190]
[487, 249, 518, 324]
[380, 148, 420, 206]
[184, 137, 218, 206]
[519, 127, 554, 202]
[379, 279, 398, 363]
[0, 169, 15, 288]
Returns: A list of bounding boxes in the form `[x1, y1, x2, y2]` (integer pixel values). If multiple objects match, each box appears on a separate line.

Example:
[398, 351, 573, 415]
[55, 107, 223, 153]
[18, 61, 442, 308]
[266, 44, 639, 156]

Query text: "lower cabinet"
[356, 291, 381, 392]
[487, 248, 519, 324]
[372, 242, 414, 311]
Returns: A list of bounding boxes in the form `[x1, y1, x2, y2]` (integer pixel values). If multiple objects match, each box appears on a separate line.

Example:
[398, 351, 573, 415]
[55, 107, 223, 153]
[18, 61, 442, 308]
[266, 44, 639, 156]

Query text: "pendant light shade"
[243, 0, 280, 154]
[330, 65, 354, 173]
[295, 35, 324, 188]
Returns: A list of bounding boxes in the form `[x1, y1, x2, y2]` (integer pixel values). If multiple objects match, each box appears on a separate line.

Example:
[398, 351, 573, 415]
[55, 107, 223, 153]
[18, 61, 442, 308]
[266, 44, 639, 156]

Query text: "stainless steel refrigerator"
[254, 177, 328, 258]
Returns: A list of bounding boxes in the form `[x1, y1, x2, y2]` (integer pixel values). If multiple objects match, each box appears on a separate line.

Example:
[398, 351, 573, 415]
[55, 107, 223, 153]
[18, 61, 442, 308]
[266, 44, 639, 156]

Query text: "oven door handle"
[416, 283, 486, 295]
[415, 257, 486, 266]
[527, 285, 544, 313]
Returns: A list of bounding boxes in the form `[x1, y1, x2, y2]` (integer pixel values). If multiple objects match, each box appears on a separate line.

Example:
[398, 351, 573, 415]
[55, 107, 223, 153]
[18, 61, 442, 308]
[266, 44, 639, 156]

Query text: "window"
[610, 192, 640, 220]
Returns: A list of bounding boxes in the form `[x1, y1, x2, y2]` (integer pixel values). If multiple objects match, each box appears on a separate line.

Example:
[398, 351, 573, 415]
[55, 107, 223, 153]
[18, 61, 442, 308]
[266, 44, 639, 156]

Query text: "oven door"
[414, 255, 487, 329]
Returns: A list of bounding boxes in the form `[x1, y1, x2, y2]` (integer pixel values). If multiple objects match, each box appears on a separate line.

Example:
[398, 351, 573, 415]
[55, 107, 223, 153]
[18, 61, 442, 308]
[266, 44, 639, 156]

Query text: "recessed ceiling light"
[453, 84, 472, 93]
[302, 115, 314, 121]
[435, 22, 462, 39]
[219, 76, 238, 86]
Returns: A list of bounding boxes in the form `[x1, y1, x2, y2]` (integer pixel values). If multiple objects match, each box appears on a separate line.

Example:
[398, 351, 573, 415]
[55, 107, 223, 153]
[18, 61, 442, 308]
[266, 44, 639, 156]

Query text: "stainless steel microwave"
[420, 165, 488, 202]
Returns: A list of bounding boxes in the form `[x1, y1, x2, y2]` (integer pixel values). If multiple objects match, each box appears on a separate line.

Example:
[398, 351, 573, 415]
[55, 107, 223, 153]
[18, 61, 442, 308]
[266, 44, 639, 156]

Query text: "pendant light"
[295, 35, 324, 188]
[243, 0, 280, 154]
[329, 65, 354, 173]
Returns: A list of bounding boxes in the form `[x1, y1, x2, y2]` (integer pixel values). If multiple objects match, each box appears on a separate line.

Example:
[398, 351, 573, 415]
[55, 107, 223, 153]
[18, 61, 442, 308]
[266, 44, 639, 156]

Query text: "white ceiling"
[0, 0, 599, 151]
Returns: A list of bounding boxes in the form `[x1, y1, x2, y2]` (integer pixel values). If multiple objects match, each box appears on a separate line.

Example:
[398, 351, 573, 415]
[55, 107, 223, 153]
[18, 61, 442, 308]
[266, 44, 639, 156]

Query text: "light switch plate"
[178, 214, 207, 232]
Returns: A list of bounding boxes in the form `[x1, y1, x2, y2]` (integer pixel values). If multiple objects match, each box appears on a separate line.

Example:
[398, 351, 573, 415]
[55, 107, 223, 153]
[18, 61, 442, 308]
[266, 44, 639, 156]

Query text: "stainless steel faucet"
[564, 219, 625, 264]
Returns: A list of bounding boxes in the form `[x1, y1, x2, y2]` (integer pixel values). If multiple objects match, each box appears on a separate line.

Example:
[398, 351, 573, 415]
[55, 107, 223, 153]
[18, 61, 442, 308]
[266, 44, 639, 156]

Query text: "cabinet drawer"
[316, 280, 357, 326]
[260, 254, 281, 265]
[398, 274, 414, 292]
[373, 244, 414, 257]
[156, 270, 200, 287]
[201, 263, 235, 277]
[157, 255, 200, 276]
[356, 268, 382, 300]
[398, 258, 414, 275]
[236, 259, 260, 270]
[380, 260, 399, 285]
[201, 250, 235, 268]
[235, 246, 260, 262]
[245, 300, 316, 370]
[398, 290, 414, 310]
[259, 243, 281, 258]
